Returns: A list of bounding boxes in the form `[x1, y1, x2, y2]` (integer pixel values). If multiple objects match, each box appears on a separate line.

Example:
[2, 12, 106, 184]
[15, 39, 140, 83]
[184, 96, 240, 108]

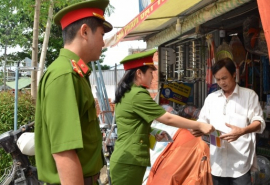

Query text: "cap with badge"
[54, 0, 113, 33]
[120, 49, 157, 71]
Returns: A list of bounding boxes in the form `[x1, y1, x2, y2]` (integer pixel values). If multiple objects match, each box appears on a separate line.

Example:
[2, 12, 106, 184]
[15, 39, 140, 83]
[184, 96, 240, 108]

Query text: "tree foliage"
[0, 72, 3, 86]
[0, 1, 28, 49]
[0, 0, 115, 69]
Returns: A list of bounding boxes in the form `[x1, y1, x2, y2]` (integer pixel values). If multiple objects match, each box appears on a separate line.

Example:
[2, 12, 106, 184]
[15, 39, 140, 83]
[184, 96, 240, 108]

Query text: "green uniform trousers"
[110, 161, 146, 185]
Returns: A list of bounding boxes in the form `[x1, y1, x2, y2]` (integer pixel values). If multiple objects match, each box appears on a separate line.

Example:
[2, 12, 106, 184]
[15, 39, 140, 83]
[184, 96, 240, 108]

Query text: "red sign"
[113, 0, 168, 46]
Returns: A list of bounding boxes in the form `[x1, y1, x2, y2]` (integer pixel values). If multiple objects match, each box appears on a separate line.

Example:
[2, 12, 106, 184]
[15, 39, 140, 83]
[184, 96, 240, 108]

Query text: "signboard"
[113, 0, 168, 47]
[183, 83, 194, 104]
[160, 83, 191, 105]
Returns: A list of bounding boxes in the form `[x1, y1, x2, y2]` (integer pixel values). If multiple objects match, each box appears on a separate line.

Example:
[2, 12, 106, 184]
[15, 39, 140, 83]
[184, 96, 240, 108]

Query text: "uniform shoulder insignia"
[77, 59, 91, 76]
[70, 59, 84, 77]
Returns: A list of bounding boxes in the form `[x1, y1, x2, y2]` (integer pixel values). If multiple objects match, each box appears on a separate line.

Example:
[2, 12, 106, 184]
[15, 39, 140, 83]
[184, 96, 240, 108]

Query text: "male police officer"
[35, 1, 112, 184]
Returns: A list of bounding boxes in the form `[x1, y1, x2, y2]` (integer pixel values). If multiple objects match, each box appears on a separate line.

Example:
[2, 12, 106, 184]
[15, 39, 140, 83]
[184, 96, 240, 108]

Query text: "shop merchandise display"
[252, 155, 270, 185]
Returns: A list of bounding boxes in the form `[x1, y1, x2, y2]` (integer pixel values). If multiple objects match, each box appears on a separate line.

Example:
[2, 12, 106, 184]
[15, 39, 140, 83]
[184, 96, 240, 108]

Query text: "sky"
[103, 0, 147, 68]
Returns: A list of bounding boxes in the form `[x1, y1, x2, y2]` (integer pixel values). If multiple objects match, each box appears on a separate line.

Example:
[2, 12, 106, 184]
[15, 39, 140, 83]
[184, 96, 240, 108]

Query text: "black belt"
[46, 173, 100, 185]
[84, 173, 100, 185]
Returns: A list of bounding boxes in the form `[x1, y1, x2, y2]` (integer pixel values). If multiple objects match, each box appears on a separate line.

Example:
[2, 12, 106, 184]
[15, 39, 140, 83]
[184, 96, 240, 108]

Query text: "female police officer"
[110, 49, 215, 185]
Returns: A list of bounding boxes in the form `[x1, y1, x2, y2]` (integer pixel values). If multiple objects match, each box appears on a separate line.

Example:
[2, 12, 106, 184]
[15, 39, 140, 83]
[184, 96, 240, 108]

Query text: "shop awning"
[104, 0, 202, 48]
[6, 77, 31, 90]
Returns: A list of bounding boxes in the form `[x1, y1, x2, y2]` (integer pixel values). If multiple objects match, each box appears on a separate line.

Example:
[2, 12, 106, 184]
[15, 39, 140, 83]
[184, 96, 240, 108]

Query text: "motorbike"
[0, 121, 43, 185]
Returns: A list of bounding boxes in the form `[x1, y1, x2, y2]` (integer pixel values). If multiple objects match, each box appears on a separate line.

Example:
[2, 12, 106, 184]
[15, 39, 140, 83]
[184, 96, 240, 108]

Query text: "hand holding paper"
[189, 129, 204, 137]
[199, 122, 215, 134]
[205, 129, 225, 148]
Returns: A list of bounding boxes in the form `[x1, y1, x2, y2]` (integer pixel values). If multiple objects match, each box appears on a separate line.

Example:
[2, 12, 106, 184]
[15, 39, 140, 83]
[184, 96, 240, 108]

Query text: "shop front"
[148, 0, 270, 160]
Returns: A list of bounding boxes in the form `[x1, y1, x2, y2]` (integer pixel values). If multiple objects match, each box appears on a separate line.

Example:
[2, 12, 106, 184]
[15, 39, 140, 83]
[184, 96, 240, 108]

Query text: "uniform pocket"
[82, 110, 100, 144]
[131, 134, 150, 159]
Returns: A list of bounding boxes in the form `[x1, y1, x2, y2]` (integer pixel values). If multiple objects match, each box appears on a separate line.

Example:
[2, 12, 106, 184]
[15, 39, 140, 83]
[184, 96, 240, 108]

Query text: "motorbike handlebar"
[12, 121, 35, 136]
[0, 121, 35, 151]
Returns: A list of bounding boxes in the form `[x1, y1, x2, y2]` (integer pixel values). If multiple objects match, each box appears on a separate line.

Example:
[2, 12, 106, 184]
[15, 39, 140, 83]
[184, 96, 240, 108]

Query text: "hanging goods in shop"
[175, 45, 184, 81]
[240, 52, 252, 88]
[206, 34, 216, 93]
[186, 40, 202, 82]
[160, 47, 176, 80]
[252, 155, 270, 185]
[229, 36, 246, 83]
[216, 40, 233, 62]
[262, 56, 270, 94]
[243, 15, 268, 57]
[177, 104, 201, 120]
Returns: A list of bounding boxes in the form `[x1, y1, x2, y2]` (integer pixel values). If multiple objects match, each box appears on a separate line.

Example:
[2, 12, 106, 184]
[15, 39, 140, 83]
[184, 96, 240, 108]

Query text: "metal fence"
[89, 69, 125, 86]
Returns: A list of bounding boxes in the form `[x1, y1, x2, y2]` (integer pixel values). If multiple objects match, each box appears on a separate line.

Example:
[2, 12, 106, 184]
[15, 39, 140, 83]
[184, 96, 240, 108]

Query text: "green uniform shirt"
[110, 85, 166, 167]
[35, 49, 103, 184]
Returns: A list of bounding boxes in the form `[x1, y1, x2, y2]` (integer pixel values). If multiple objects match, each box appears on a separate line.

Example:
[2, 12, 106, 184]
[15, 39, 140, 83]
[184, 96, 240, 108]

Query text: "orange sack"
[147, 129, 213, 185]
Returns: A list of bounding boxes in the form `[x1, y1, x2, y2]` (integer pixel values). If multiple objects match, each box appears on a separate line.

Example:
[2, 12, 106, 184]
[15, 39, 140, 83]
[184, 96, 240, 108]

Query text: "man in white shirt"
[191, 58, 265, 185]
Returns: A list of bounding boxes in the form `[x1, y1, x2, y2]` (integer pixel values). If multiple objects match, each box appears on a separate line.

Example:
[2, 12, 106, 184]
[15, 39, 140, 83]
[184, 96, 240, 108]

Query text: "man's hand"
[199, 122, 215, 135]
[190, 123, 215, 136]
[219, 123, 244, 142]
[189, 129, 204, 137]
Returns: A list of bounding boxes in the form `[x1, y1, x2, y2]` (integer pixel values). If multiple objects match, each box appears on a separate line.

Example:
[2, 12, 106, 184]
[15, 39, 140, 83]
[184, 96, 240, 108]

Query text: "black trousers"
[46, 173, 100, 185]
[212, 171, 251, 185]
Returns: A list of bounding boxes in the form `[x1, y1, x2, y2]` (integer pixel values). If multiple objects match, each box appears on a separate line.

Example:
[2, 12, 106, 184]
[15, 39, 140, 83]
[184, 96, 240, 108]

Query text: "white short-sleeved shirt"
[198, 84, 265, 177]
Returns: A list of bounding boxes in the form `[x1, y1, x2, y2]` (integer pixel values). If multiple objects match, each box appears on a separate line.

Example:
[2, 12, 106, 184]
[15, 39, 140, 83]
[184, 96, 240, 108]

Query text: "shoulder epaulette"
[77, 59, 91, 76]
[70, 59, 91, 77]
[70, 59, 84, 77]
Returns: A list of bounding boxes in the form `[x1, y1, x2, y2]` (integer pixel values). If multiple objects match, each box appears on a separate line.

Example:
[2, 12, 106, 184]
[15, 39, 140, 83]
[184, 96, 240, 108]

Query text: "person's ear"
[136, 69, 142, 78]
[80, 24, 88, 39]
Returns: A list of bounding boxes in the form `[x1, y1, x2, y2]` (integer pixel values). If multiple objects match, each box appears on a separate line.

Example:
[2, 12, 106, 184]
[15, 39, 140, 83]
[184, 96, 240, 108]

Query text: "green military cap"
[54, 0, 113, 33]
[120, 49, 157, 70]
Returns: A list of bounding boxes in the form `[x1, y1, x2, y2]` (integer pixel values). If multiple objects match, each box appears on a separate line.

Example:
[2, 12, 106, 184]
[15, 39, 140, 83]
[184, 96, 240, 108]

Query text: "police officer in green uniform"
[110, 49, 215, 185]
[34, 1, 112, 184]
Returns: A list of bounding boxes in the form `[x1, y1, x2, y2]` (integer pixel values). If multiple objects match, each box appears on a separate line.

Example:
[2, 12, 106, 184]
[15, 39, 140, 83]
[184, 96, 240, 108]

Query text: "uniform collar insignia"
[77, 59, 91, 76]
[70, 59, 91, 77]
[140, 84, 149, 89]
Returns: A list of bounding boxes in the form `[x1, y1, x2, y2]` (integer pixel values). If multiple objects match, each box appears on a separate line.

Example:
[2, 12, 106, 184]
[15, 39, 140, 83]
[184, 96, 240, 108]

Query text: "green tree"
[0, 71, 3, 86]
[0, 0, 29, 90]
[0, 1, 29, 49]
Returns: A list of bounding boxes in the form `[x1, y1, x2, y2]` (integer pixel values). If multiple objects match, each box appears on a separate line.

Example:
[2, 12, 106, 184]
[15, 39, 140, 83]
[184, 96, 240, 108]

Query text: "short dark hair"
[212, 57, 236, 76]
[62, 17, 104, 44]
